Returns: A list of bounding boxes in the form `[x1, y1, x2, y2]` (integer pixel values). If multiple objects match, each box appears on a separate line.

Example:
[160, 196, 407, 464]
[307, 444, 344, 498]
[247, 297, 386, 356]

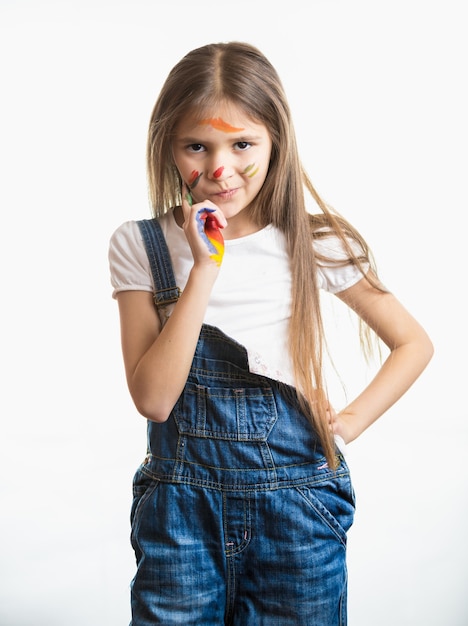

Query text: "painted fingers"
[182, 184, 226, 267]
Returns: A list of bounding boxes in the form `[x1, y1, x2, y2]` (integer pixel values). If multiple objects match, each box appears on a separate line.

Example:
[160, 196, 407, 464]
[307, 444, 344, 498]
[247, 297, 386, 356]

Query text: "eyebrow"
[175, 134, 264, 144]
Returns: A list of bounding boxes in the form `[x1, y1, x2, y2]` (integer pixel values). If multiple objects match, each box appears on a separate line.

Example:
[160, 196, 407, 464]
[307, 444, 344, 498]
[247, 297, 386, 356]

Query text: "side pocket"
[130, 466, 160, 563]
[297, 471, 356, 546]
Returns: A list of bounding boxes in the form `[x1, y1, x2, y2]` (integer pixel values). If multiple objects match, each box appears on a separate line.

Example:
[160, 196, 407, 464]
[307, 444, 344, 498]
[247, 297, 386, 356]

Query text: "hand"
[181, 184, 227, 267]
[327, 404, 354, 445]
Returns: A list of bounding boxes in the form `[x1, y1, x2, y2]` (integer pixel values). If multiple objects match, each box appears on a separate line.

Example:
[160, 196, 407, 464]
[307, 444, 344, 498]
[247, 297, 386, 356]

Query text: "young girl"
[109, 41, 433, 625]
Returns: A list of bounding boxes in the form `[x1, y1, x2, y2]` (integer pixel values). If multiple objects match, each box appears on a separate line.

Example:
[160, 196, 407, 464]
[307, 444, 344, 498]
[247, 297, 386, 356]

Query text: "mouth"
[213, 188, 238, 201]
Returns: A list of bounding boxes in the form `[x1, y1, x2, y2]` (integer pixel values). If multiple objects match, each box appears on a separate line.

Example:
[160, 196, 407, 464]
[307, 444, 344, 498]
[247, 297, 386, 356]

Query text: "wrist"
[336, 410, 362, 444]
[185, 264, 219, 297]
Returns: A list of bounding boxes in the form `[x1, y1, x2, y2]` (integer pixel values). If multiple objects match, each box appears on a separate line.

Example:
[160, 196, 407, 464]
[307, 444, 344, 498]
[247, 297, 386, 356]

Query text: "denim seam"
[136, 471, 349, 492]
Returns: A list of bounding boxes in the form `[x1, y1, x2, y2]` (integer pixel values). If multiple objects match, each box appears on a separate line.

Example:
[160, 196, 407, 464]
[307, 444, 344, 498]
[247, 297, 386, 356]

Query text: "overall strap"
[136, 218, 181, 312]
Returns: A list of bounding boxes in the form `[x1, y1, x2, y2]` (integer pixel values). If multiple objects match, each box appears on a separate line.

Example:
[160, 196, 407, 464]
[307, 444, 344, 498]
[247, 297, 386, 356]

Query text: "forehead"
[175, 101, 267, 135]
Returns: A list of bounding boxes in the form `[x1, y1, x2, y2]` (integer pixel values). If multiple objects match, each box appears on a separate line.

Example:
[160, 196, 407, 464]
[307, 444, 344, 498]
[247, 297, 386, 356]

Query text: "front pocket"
[130, 466, 160, 527]
[296, 474, 356, 545]
[174, 382, 278, 441]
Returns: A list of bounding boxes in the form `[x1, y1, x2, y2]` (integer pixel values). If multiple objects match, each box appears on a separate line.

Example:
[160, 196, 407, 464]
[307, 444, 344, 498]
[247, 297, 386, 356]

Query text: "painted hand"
[181, 184, 226, 267]
[196, 209, 225, 266]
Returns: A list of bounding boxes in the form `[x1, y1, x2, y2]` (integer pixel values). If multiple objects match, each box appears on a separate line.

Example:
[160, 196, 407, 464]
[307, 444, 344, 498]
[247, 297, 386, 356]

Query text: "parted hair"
[147, 41, 382, 468]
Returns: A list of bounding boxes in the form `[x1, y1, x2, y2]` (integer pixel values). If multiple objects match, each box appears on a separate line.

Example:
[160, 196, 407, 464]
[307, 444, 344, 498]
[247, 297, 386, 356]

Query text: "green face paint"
[243, 163, 259, 178]
[185, 191, 193, 207]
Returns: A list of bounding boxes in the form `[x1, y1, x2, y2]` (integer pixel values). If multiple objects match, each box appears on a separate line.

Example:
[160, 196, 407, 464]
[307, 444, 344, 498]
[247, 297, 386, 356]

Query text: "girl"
[109, 41, 433, 625]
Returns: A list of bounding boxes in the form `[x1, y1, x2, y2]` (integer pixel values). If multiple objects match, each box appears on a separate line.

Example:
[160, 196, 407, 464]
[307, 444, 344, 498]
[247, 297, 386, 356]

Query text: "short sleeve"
[313, 234, 369, 294]
[108, 221, 154, 298]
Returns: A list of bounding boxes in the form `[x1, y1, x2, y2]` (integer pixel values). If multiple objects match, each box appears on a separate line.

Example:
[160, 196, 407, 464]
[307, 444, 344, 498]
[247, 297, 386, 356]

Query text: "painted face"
[173, 102, 272, 227]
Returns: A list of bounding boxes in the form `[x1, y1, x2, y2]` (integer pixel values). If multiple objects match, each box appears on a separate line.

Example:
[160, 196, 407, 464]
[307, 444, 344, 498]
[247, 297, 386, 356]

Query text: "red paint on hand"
[205, 215, 225, 265]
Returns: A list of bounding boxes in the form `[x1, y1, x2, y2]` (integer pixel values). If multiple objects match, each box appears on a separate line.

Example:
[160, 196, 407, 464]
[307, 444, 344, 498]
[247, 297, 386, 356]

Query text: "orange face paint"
[198, 118, 245, 133]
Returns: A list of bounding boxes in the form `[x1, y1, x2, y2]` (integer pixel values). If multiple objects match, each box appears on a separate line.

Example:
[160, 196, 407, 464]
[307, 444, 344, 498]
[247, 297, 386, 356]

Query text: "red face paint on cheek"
[188, 170, 202, 188]
[213, 166, 224, 179]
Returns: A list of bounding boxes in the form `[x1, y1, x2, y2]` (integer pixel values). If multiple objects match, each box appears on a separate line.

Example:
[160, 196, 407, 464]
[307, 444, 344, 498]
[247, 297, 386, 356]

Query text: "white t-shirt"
[109, 211, 366, 387]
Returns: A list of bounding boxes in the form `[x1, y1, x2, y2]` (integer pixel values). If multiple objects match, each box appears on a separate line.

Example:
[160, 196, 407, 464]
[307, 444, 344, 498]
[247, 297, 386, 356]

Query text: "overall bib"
[130, 219, 355, 626]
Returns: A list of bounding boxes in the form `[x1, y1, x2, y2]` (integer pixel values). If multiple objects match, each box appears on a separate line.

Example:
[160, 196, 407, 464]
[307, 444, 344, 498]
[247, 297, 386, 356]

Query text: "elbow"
[421, 325, 435, 363]
[128, 376, 179, 423]
[414, 331, 434, 373]
[133, 396, 174, 423]
[424, 336, 435, 365]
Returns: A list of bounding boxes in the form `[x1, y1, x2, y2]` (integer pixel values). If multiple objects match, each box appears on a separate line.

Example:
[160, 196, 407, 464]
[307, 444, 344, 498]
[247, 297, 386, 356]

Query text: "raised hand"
[181, 184, 226, 267]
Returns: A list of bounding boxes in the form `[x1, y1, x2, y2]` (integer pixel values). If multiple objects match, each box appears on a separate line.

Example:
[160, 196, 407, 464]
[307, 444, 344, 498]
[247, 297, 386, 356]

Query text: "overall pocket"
[174, 382, 278, 441]
[130, 465, 160, 527]
[296, 468, 356, 545]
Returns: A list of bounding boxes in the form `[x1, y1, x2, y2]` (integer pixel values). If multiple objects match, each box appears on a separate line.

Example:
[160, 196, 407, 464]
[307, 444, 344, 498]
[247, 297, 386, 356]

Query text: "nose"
[208, 164, 231, 182]
[207, 153, 233, 182]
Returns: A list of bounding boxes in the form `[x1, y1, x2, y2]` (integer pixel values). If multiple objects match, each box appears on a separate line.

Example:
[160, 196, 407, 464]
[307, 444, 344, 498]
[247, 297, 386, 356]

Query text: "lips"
[214, 188, 238, 200]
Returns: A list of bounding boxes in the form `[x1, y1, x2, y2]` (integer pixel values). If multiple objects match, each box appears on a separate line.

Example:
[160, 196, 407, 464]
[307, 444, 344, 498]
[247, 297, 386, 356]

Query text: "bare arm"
[117, 189, 227, 422]
[329, 273, 434, 443]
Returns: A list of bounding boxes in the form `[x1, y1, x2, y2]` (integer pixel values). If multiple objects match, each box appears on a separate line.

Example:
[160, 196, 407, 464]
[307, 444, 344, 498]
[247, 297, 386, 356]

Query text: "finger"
[181, 183, 194, 219]
[206, 209, 227, 230]
[327, 404, 337, 419]
[195, 208, 225, 266]
[204, 213, 225, 265]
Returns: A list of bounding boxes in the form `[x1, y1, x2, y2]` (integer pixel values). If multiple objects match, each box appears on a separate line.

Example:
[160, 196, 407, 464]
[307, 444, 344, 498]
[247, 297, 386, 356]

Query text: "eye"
[187, 143, 205, 153]
[235, 141, 251, 151]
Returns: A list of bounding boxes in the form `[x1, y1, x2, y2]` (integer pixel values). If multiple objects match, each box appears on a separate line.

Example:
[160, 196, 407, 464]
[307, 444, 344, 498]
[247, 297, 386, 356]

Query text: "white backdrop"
[1, 1, 466, 624]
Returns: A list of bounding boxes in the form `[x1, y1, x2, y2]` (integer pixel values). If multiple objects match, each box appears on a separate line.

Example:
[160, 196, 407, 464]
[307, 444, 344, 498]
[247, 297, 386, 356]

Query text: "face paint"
[243, 163, 259, 178]
[188, 170, 203, 188]
[185, 191, 193, 207]
[198, 118, 245, 133]
[213, 166, 224, 179]
[196, 208, 225, 266]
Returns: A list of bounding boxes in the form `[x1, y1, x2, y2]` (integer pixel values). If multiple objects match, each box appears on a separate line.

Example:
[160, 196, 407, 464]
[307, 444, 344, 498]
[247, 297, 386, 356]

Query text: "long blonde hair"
[146, 41, 382, 468]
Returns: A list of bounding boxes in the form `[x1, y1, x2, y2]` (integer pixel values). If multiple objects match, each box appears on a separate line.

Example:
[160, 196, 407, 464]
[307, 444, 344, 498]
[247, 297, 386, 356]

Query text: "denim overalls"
[129, 219, 355, 626]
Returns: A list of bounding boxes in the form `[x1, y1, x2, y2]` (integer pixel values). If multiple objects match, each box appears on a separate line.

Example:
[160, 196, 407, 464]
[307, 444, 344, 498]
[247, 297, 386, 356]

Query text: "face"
[172, 102, 272, 228]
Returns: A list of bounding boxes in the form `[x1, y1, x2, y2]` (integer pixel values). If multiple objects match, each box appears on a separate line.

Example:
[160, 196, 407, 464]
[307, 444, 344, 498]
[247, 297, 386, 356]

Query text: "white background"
[1, 1, 466, 624]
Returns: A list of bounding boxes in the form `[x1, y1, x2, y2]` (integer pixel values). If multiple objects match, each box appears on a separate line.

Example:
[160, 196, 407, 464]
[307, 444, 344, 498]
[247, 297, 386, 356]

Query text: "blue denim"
[129, 325, 355, 625]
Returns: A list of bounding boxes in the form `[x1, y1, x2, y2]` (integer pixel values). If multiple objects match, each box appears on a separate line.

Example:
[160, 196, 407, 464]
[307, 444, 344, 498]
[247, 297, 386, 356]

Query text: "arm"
[329, 272, 434, 443]
[117, 190, 226, 422]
